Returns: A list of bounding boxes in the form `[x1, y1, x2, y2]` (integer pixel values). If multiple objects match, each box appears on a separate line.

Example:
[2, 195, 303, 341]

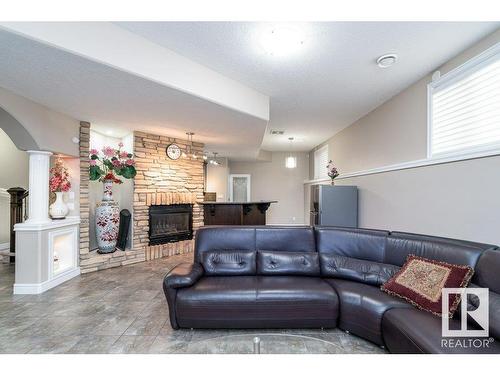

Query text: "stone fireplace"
[78, 124, 204, 273]
[149, 204, 193, 245]
[133, 131, 204, 261]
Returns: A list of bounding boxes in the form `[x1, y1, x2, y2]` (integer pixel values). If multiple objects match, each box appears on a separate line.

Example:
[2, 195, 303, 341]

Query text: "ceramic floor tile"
[0, 253, 386, 354]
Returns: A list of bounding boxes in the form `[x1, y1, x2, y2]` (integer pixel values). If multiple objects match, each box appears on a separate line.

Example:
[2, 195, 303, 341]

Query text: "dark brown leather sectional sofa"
[163, 226, 500, 354]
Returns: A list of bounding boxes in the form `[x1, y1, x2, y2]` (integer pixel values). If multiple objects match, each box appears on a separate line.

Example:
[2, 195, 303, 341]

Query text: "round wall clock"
[166, 143, 182, 160]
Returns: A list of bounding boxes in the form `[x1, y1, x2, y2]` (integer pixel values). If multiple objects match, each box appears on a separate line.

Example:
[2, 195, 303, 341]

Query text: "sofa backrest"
[194, 226, 315, 275]
[255, 227, 316, 252]
[315, 226, 389, 262]
[194, 226, 256, 263]
[195, 226, 498, 280]
[385, 232, 495, 268]
[473, 249, 500, 293]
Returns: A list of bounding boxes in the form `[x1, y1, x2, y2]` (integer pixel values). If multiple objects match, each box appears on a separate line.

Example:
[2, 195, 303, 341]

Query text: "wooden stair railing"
[7, 187, 29, 263]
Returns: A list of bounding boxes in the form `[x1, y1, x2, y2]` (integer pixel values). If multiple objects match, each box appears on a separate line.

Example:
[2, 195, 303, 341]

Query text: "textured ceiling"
[1, 22, 498, 160]
[116, 22, 500, 152]
[0, 29, 267, 160]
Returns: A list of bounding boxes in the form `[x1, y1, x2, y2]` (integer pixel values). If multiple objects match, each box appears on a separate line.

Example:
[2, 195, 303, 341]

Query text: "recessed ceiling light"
[260, 26, 305, 57]
[376, 54, 398, 68]
[106, 130, 113, 135]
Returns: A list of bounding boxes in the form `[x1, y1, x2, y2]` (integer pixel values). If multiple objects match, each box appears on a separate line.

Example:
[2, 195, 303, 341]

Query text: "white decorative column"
[13, 150, 81, 294]
[25, 150, 52, 223]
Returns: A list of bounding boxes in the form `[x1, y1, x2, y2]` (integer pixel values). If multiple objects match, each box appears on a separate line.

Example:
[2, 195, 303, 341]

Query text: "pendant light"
[183, 132, 198, 159]
[285, 137, 297, 169]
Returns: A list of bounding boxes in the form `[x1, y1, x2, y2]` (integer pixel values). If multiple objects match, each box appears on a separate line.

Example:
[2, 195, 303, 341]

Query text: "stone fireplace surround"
[79, 123, 204, 273]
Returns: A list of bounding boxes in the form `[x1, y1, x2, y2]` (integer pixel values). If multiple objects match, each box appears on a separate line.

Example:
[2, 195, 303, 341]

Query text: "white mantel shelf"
[14, 216, 81, 232]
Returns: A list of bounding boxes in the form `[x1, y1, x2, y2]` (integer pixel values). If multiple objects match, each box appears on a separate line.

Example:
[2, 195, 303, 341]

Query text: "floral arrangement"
[89, 142, 137, 183]
[49, 158, 71, 192]
[326, 160, 339, 181]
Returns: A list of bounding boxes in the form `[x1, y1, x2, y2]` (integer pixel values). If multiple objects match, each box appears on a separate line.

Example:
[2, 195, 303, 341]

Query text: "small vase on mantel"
[95, 180, 120, 254]
[330, 180, 335, 186]
[49, 192, 69, 219]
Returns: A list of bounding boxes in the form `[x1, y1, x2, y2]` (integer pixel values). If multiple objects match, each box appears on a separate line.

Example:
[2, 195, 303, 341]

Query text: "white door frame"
[229, 174, 251, 202]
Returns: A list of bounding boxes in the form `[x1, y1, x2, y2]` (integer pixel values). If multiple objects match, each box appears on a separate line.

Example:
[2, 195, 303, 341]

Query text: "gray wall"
[229, 152, 309, 225]
[308, 28, 500, 244]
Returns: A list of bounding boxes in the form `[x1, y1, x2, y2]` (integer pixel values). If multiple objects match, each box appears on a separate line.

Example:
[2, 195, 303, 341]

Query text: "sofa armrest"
[164, 262, 204, 289]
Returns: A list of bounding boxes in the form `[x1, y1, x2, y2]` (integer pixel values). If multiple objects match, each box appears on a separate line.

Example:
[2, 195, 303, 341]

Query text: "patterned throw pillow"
[381, 255, 474, 317]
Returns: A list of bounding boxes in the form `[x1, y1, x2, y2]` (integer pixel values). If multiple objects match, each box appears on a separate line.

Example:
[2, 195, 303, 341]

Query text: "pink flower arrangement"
[326, 160, 339, 181]
[89, 142, 136, 183]
[49, 158, 71, 192]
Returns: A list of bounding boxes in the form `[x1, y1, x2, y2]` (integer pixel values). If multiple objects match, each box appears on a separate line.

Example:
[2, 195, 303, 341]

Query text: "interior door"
[229, 174, 251, 202]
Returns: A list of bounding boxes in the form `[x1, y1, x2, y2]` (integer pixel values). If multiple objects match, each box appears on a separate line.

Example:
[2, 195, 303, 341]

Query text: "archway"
[0, 106, 36, 267]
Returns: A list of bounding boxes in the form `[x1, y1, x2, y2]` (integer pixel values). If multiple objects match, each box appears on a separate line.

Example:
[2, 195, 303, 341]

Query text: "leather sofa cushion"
[382, 308, 500, 354]
[194, 226, 256, 263]
[385, 232, 492, 268]
[256, 226, 316, 253]
[257, 251, 320, 276]
[325, 279, 413, 346]
[175, 276, 339, 329]
[473, 249, 500, 293]
[320, 254, 399, 286]
[315, 227, 389, 263]
[201, 250, 256, 276]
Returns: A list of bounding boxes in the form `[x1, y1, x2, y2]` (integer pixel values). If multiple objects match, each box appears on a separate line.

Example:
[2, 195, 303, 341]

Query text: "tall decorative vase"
[95, 180, 120, 254]
[49, 191, 69, 219]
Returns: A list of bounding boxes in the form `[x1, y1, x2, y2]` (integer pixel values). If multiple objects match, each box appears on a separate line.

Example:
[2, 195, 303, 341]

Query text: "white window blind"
[429, 45, 500, 158]
[314, 145, 328, 179]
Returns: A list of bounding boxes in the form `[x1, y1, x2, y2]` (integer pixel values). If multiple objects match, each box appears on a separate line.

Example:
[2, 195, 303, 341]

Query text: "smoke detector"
[376, 54, 398, 68]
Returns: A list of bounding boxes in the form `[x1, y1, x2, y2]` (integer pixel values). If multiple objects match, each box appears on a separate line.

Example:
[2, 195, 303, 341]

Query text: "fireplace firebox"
[149, 204, 193, 245]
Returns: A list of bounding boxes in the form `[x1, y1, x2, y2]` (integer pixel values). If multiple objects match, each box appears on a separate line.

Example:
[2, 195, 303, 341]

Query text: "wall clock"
[166, 143, 182, 160]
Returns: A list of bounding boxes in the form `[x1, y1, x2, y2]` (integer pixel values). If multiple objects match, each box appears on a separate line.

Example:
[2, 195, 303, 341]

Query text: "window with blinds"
[313, 145, 329, 179]
[428, 44, 500, 158]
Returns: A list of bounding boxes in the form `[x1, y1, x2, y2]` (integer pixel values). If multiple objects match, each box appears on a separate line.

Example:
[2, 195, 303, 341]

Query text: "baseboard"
[13, 267, 80, 294]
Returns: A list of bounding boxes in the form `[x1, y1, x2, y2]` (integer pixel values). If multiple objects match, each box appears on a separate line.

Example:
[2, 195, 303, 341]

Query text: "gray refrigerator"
[310, 185, 358, 227]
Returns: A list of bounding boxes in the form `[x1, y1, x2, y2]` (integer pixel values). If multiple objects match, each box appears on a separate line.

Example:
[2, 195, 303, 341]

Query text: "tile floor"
[0, 253, 385, 354]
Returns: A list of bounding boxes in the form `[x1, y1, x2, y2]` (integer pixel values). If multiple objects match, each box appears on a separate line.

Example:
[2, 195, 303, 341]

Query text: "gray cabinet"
[310, 185, 358, 227]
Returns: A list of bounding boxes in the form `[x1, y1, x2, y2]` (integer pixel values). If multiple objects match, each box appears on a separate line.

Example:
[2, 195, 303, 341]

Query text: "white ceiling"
[0, 22, 499, 160]
[116, 22, 499, 152]
[0, 28, 267, 159]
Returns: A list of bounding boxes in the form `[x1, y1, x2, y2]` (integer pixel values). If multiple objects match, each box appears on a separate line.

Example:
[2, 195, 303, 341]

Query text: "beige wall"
[230, 152, 309, 225]
[206, 158, 229, 202]
[308, 28, 500, 244]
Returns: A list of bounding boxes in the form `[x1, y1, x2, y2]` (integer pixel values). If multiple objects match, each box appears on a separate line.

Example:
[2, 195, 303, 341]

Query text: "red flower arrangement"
[49, 158, 71, 192]
[89, 142, 136, 183]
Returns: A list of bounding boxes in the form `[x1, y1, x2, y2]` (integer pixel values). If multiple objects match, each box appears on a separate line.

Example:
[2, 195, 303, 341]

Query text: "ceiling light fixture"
[376, 54, 398, 68]
[285, 137, 297, 169]
[209, 152, 221, 166]
[260, 26, 305, 57]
